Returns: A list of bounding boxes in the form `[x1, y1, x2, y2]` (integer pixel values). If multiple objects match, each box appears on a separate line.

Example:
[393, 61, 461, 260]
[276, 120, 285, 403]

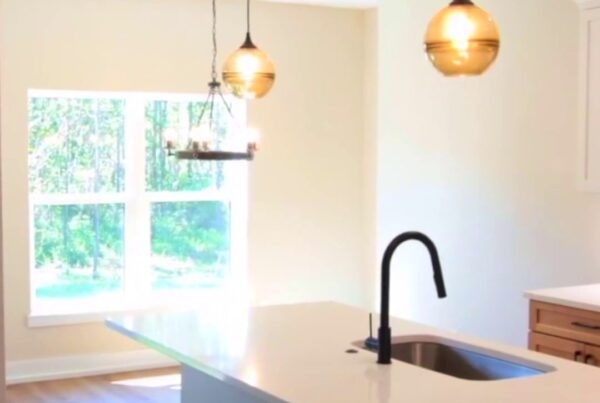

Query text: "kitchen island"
[526, 283, 600, 368]
[525, 283, 600, 313]
[106, 302, 600, 402]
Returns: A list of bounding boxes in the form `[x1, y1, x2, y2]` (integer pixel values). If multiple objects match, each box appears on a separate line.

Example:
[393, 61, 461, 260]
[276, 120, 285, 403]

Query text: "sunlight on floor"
[111, 373, 181, 389]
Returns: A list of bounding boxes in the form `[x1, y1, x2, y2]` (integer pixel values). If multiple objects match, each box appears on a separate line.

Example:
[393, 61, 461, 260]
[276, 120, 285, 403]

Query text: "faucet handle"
[364, 313, 379, 351]
[364, 336, 379, 351]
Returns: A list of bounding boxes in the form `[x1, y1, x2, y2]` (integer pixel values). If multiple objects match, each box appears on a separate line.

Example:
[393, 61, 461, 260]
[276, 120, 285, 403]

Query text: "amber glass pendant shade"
[223, 34, 276, 99]
[424, 0, 500, 76]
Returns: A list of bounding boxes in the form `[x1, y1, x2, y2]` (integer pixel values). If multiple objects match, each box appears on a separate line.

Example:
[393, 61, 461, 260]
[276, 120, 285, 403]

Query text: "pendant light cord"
[242, 0, 254, 47]
[211, 0, 218, 83]
[247, 0, 251, 34]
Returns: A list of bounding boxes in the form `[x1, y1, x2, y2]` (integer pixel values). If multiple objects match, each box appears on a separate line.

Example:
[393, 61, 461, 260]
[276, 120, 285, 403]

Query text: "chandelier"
[165, 0, 257, 161]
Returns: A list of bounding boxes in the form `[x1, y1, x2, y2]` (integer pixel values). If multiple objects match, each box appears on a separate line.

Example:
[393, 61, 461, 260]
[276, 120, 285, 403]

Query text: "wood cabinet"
[583, 343, 600, 367]
[529, 300, 600, 367]
[529, 332, 585, 361]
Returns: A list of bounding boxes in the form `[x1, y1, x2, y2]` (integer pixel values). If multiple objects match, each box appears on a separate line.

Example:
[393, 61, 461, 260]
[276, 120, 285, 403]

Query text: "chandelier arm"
[195, 90, 214, 127]
[216, 90, 235, 120]
[217, 90, 246, 137]
[209, 91, 216, 132]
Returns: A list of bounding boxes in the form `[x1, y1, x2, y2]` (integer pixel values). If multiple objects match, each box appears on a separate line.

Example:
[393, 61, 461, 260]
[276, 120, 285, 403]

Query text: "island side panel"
[181, 364, 285, 403]
[0, 69, 5, 401]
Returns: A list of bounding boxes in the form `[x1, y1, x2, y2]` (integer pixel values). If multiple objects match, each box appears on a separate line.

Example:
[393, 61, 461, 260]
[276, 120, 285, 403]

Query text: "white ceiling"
[261, 0, 378, 9]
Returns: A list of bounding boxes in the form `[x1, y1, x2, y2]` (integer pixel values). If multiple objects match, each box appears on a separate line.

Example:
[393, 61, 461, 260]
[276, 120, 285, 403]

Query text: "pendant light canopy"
[223, 0, 275, 99]
[424, 0, 500, 77]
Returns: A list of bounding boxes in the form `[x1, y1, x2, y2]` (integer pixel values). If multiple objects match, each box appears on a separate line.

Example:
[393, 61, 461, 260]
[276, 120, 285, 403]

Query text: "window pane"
[33, 204, 125, 299]
[151, 201, 230, 290]
[145, 100, 226, 192]
[29, 96, 126, 194]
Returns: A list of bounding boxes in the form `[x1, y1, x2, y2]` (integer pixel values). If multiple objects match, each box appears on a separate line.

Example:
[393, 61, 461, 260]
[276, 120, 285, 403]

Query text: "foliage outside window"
[28, 90, 247, 313]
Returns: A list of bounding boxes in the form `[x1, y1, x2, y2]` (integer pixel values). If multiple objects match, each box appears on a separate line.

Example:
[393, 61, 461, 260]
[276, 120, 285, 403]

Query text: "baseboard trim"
[7, 349, 177, 385]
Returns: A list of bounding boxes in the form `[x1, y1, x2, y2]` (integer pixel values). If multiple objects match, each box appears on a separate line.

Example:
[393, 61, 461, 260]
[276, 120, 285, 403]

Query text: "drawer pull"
[585, 354, 596, 365]
[574, 351, 583, 362]
[571, 321, 600, 330]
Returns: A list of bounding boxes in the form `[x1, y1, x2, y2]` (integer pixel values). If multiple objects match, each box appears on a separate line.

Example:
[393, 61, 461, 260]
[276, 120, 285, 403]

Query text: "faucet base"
[377, 327, 392, 364]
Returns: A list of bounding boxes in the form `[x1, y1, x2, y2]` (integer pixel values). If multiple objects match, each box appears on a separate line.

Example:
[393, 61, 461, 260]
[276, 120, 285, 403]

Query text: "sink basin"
[357, 336, 554, 381]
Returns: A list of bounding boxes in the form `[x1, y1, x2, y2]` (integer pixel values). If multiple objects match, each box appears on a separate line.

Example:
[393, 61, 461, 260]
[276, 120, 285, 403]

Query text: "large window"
[28, 90, 247, 314]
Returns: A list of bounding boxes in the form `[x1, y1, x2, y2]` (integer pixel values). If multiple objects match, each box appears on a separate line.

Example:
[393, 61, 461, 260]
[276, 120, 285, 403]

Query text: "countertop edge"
[524, 291, 600, 313]
[104, 319, 286, 403]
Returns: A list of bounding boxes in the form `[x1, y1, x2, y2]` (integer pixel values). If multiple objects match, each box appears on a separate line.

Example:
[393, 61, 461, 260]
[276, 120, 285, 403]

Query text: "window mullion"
[124, 95, 152, 300]
[225, 100, 249, 294]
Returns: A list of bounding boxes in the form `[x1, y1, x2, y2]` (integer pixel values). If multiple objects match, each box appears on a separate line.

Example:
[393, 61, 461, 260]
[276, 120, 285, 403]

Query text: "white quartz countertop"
[525, 283, 600, 312]
[106, 302, 600, 403]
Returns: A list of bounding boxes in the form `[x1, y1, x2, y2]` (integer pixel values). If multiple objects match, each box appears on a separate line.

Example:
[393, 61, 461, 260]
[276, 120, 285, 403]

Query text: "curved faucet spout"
[377, 231, 447, 365]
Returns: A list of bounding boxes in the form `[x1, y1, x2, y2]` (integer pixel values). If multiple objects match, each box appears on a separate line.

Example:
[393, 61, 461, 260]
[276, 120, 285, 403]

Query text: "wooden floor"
[6, 367, 181, 403]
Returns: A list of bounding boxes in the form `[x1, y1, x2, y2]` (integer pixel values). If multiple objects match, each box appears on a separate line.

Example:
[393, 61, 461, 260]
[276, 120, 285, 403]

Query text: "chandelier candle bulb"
[246, 127, 260, 142]
[244, 128, 260, 151]
[190, 126, 211, 144]
[164, 128, 178, 150]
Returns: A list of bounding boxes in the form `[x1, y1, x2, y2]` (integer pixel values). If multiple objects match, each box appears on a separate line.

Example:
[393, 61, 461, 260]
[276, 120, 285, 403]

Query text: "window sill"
[28, 288, 227, 328]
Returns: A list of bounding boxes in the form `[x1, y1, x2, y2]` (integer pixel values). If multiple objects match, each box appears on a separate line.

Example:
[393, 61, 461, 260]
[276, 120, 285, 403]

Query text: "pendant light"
[165, 0, 257, 161]
[424, 0, 500, 77]
[222, 0, 276, 99]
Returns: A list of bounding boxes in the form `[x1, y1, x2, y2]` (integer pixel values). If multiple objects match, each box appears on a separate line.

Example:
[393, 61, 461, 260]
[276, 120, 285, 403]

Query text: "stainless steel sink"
[357, 336, 554, 381]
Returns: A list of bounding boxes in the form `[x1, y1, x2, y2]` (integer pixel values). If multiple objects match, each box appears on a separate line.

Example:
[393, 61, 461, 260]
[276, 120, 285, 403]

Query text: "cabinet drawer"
[529, 332, 585, 361]
[530, 301, 600, 345]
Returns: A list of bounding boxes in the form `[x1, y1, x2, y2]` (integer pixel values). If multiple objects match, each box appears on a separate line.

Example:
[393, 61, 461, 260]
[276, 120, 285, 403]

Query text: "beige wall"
[377, 0, 600, 346]
[2, 0, 369, 361]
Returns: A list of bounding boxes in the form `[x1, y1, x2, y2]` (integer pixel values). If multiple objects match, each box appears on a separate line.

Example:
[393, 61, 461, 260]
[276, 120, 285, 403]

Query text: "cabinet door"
[529, 332, 585, 362]
[584, 344, 600, 367]
[579, 8, 600, 190]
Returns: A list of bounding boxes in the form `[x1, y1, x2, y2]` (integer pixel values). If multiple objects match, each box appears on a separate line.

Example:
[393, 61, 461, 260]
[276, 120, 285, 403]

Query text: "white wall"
[363, 8, 378, 310]
[0, 93, 4, 403]
[2, 0, 370, 362]
[377, 0, 600, 346]
[0, 142, 4, 398]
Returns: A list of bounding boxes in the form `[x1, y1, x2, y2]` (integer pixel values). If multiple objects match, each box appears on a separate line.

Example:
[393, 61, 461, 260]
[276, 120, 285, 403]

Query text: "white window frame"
[27, 89, 248, 326]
